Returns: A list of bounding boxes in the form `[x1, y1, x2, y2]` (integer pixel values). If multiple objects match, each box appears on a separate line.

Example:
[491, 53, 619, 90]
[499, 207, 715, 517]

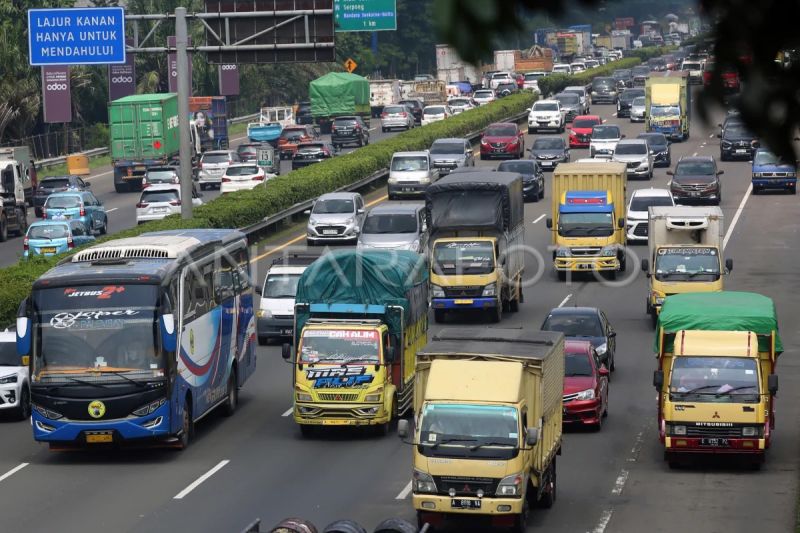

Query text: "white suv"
[197, 150, 241, 190]
[0, 329, 29, 420]
[489, 71, 515, 89]
[626, 188, 675, 242]
[136, 184, 203, 224]
[528, 100, 565, 134]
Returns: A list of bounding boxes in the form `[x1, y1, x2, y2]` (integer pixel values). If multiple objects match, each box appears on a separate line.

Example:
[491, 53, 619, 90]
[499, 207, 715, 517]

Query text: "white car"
[220, 163, 268, 194]
[447, 97, 474, 114]
[585, 59, 600, 69]
[0, 329, 29, 420]
[570, 62, 587, 74]
[626, 188, 675, 242]
[135, 184, 203, 224]
[489, 71, 515, 89]
[421, 105, 452, 126]
[612, 139, 654, 180]
[528, 99, 565, 134]
[630, 96, 646, 122]
[255, 257, 314, 344]
[472, 89, 496, 106]
[197, 150, 241, 190]
[522, 72, 546, 92]
[552, 63, 572, 75]
[590, 124, 624, 158]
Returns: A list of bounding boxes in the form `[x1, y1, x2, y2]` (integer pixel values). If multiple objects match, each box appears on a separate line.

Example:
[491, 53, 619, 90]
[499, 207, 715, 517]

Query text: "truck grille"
[570, 247, 602, 257]
[444, 286, 483, 298]
[685, 426, 743, 438]
[433, 476, 500, 497]
[317, 393, 360, 402]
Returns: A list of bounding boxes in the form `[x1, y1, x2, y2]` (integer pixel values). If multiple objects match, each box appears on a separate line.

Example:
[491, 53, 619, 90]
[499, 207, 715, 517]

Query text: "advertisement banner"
[42, 66, 71, 123]
[218, 64, 240, 96]
[167, 35, 192, 94]
[108, 38, 135, 100]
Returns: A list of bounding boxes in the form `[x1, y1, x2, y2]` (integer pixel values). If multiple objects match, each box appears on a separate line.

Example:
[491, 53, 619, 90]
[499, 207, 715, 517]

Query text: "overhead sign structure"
[334, 0, 397, 32]
[28, 7, 126, 66]
[344, 58, 357, 72]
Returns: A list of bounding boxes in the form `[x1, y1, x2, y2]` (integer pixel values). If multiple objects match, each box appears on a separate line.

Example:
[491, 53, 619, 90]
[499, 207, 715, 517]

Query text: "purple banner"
[108, 38, 136, 101]
[218, 64, 240, 96]
[167, 35, 192, 94]
[42, 66, 71, 124]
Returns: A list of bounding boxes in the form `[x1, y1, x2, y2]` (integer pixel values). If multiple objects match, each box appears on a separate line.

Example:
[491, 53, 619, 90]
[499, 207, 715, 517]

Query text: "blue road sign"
[28, 7, 126, 66]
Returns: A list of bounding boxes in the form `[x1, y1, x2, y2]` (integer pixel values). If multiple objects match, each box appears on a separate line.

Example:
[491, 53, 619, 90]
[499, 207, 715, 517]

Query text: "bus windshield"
[299, 328, 381, 364]
[31, 285, 163, 382]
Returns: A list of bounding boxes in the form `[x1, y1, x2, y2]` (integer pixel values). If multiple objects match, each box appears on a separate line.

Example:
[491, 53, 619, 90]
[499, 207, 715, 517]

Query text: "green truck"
[109, 94, 181, 193]
[309, 72, 371, 134]
[645, 71, 690, 141]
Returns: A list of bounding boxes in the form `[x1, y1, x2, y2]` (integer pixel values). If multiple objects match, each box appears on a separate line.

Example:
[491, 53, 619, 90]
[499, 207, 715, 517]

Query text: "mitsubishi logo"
[463, 484, 471, 492]
[335, 394, 342, 401]
[712, 411, 720, 419]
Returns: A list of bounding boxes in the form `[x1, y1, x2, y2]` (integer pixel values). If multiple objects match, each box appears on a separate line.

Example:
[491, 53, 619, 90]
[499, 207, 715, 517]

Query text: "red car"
[568, 115, 602, 148]
[563, 340, 609, 430]
[480, 122, 525, 160]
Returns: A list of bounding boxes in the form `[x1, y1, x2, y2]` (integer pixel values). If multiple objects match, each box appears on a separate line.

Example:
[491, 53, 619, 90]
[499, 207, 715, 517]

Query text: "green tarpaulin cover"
[655, 291, 783, 353]
[309, 72, 370, 117]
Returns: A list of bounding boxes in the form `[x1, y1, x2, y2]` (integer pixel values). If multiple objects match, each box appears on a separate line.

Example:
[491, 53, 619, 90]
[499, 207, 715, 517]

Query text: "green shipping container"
[109, 94, 181, 161]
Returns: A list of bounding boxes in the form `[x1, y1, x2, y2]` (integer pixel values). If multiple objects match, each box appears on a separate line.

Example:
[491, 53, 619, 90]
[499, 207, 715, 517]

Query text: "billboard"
[167, 35, 192, 94]
[108, 38, 136, 100]
[218, 64, 240, 96]
[42, 66, 72, 123]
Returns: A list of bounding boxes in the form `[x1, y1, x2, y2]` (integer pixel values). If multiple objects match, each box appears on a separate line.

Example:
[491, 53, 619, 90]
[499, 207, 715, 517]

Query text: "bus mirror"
[160, 314, 177, 353]
[618, 217, 625, 229]
[768, 374, 778, 395]
[653, 370, 664, 390]
[398, 419, 409, 439]
[545, 218, 553, 229]
[641, 259, 649, 273]
[16, 316, 31, 356]
[282, 343, 292, 361]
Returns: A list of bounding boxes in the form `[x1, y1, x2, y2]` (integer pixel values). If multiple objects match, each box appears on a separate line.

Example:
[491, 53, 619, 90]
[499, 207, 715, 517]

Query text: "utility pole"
[175, 7, 193, 219]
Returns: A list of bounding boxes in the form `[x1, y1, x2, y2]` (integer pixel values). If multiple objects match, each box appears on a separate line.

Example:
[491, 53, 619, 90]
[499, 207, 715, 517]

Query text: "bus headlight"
[132, 398, 166, 416]
[33, 404, 64, 420]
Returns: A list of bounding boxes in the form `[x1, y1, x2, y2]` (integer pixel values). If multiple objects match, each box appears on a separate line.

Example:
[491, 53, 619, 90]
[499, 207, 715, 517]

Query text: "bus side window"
[233, 246, 251, 291]
[214, 255, 236, 304]
[203, 264, 216, 310]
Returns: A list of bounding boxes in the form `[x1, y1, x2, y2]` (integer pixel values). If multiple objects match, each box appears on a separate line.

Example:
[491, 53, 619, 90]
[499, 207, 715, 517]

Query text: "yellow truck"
[653, 292, 781, 469]
[427, 171, 525, 323]
[283, 250, 429, 436]
[399, 328, 564, 531]
[645, 71, 690, 141]
[641, 206, 733, 326]
[545, 162, 627, 280]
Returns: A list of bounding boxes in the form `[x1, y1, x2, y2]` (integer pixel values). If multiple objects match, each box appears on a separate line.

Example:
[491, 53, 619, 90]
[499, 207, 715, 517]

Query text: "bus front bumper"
[294, 402, 389, 426]
[32, 402, 171, 443]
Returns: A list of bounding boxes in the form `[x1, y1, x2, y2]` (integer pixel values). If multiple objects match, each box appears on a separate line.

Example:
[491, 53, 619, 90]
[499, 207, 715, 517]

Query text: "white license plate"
[322, 229, 338, 235]
[52, 214, 69, 220]
[540, 161, 553, 166]
[281, 329, 293, 336]
[154, 207, 169, 214]
[736, 149, 747, 154]
[402, 187, 415, 192]
[690, 192, 700, 197]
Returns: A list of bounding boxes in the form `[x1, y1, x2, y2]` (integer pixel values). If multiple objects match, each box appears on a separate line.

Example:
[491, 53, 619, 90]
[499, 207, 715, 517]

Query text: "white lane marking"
[533, 214, 546, 224]
[105, 207, 118, 213]
[723, 183, 752, 250]
[708, 133, 714, 138]
[84, 169, 113, 182]
[557, 294, 572, 307]
[590, 509, 614, 533]
[281, 407, 293, 417]
[628, 430, 645, 462]
[692, 152, 698, 156]
[611, 469, 629, 496]
[174, 460, 230, 499]
[0, 463, 29, 484]
[369, 127, 378, 132]
[396, 480, 413, 500]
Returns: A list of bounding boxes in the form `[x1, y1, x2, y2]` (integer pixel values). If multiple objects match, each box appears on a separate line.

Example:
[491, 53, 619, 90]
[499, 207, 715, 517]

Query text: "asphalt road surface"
[0, 89, 797, 533]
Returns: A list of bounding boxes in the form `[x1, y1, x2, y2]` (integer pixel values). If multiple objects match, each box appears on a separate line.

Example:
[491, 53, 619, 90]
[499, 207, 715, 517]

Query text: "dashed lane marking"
[396, 480, 413, 500]
[174, 460, 230, 500]
[558, 294, 572, 307]
[0, 463, 29, 484]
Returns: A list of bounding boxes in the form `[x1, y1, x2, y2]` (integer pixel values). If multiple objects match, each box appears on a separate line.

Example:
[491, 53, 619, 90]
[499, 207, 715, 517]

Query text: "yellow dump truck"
[546, 162, 628, 279]
[654, 292, 781, 469]
[399, 328, 564, 531]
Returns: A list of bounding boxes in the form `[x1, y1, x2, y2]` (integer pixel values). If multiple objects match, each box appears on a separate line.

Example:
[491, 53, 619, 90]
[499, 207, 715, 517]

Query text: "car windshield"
[425, 107, 446, 115]
[669, 357, 759, 403]
[555, 94, 579, 105]
[524, 73, 542, 80]
[724, 126, 753, 139]
[238, 146, 258, 156]
[433, 241, 494, 275]
[41, 178, 70, 189]
[449, 99, 470, 106]
[297, 144, 326, 153]
[226, 166, 259, 176]
[615, 143, 647, 155]
[140, 189, 179, 203]
[592, 126, 620, 140]
[45, 195, 81, 208]
[633, 67, 650, 76]
[675, 161, 715, 176]
[28, 224, 69, 240]
[565, 352, 593, 376]
[754, 151, 790, 166]
[418, 403, 519, 457]
[613, 70, 630, 79]
[384, 106, 405, 113]
[639, 134, 667, 148]
[474, 91, 493, 98]
[31, 285, 163, 381]
[498, 161, 536, 174]
[299, 328, 380, 364]
[630, 195, 673, 211]
[655, 247, 721, 281]
[333, 119, 357, 127]
[391, 156, 429, 171]
[533, 138, 563, 150]
[558, 212, 614, 237]
[263, 273, 301, 299]
[362, 213, 417, 234]
[491, 73, 509, 79]
[553, 66, 570, 73]
[682, 62, 701, 70]
[534, 103, 559, 112]
[202, 153, 230, 164]
[542, 313, 604, 337]
[651, 105, 679, 117]
[313, 199, 354, 214]
[282, 129, 307, 140]
[485, 125, 517, 136]
[146, 170, 177, 182]
[621, 90, 644, 102]
[573, 118, 599, 128]
[430, 142, 464, 154]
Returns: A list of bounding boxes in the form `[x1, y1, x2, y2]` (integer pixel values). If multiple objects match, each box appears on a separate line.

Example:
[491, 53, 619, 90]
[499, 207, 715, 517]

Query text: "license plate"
[540, 161, 553, 167]
[494, 149, 505, 153]
[402, 187, 415, 192]
[322, 229, 338, 235]
[701, 438, 729, 447]
[451, 498, 481, 509]
[281, 329, 293, 336]
[321, 419, 353, 426]
[40, 247, 57, 254]
[454, 299, 474, 305]
[154, 207, 169, 213]
[135, 166, 146, 171]
[86, 433, 113, 444]
[690, 192, 700, 197]
[52, 214, 69, 220]
[736, 149, 747, 154]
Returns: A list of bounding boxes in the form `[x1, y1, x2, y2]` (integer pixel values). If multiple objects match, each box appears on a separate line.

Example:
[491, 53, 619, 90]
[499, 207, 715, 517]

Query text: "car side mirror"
[716, 133, 722, 138]
[641, 259, 649, 274]
[85, 182, 91, 187]
[398, 419, 410, 439]
[768, 374, 779, 395]
[621, 134, 626, 138]
[608, 331, 617, 338]
[653, 370, 664, 390]
[525, 427, 539, 446]
[598, 366, 610, 376]
[545, 217, 553, 229]
[303, 209, 311, 215]
[717, 123, 722, 128]
[666, 170, 674, 176]
[725, 258, 733, 272]
[281, 343, 292, 361]
[357, 208, 365, 215]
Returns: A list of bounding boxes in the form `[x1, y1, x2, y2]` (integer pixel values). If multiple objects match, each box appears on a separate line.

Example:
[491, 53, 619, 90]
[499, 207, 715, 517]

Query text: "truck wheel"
[0, 214, 7, 242]
[557, 270, 566, 282]
[14, 208, 28, 237]
[299, 424, 316, 438]
[619, 254, 627, 272]
[433, 309, 445, 323]
[539, 459, 557, 508]
[489, 303, 502, 323]
[509, 284, 521, 312]
[514, 498, 530, 533]
[651, 312, 658, 329]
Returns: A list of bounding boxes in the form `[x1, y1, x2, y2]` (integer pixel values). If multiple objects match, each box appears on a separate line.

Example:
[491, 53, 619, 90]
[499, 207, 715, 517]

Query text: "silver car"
[381, 104, 415, 132]
[357, 203, 428, 253]
[305, 192, 365, 245]
[197, 150, 241, 190]
[430, 138, 474, 175]
[554, 92, 582, 123]
[630, 96, 646, 122]
[612, 139, 654, 179]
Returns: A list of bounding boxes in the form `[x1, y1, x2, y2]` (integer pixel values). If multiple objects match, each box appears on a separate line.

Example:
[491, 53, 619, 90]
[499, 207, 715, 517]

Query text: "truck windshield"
[669, 357, 759, 403]
[31, 285, 163, 383]
[558, 213, 614, 237]
[418, 403, 519, 458]
[651, 105, 680, 117]
[655, 247, 721, 281]
[263, 273, 301, 298]
[298, 328, 380, 364]
[433, 241, 494, 275]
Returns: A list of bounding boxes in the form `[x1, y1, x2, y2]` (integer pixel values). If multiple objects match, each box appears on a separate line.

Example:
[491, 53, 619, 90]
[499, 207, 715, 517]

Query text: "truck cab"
[0, 147, 32, 241]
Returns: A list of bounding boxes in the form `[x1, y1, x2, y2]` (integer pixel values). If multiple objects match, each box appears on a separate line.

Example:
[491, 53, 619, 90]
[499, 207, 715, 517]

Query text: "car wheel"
[528, 128, 534, 135]
[16, 386, 31, 420]
[382, 127, 387, 133]
[433, 309, 446, 323]
[257, 336, 268, 346]
[0, 214, 7, 243]
[99, 218, 108, 235]
[480, 154, 486, 160]
[539, 185, 545, 200]
[610, 350, 616, 371]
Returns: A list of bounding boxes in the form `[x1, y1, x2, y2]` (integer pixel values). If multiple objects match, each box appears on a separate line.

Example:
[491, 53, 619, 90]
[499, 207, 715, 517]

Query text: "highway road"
[0, 89, 797, 533]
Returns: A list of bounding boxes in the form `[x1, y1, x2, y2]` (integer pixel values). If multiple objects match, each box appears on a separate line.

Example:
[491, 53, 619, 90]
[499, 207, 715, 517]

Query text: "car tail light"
[222, 177, 231, 182]
[172, 176, 179, 184]
[381, 112, 388, 118]
[400, 112, 407, 117]
[67, 236, 74, 249]
[79, 206, 86, 216]
[252, 174, 265, 181]
[136, 202, 149, 208]
[170, 200, 182, 206]
[23, 237, 28, 252]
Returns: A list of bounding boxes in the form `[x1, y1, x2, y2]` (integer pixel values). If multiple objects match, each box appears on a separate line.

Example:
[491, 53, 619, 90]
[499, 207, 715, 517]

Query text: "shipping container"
[494, 50, 517, 71]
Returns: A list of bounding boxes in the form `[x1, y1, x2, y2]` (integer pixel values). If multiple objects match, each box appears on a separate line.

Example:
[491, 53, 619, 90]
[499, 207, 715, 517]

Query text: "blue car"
[42, 191, 108, 234]
[752, 149, 797, 194]
[541, 306, 617, 373]
[24, 220, 95, 258]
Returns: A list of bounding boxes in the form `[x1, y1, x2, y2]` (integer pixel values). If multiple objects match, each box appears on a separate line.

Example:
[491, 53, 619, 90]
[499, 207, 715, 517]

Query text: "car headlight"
[388, 176, 398, 184]
[496, 473, 524, 496]
[413, 469, 438, 493]
[481, 139, 489, 145]
[431, 284, 445, 298]
[671, 424, 687, 436]
[418, 176, 431, 184]
[600, 245, 617, 257]
[742, 426, 761, 437]
[752, 172, 762, 178]
[575, 388, 596, 400]
[0, 374, 18, 384]
[556, 247, 571, 257]
[132, 398, 166, 417]
[721, 140, 732, 148]
[655, 297, 665, 305]
[365, 388, 383, 403]
[256, 309, 272, 319]
[33, 404, 64, 420]
[482, 284, 496, 297]
[595, 343, 608, 356]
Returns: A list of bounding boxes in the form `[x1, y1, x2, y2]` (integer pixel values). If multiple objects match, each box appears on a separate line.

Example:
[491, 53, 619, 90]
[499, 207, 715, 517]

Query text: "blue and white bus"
[17, 229, 256, 449]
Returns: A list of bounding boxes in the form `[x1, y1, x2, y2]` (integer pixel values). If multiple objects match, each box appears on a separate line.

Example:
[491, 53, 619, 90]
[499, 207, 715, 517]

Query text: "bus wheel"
[222, 371, 238, 417]
[179, 399, 193, 449]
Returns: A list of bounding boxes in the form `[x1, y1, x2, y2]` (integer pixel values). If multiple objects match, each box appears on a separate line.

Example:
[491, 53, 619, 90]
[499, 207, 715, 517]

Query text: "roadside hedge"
[0, 91, 536, 326]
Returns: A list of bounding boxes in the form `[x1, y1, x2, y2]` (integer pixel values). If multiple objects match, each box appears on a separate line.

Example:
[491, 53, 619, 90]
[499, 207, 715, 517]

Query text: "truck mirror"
[281, 343, 292, 361]
[653, 370, 664, 390]
[641, 259, 649, 273]
[618, 217, 625, 229]
[525, 427, 539, 446]
[255, 285, 263, 295]
[725, 258, 733, 272]
[545, 218, 553, 229]
[768, 374, 779, 395]
[397, 419, 410, 439]
[385, 345, 397, 363]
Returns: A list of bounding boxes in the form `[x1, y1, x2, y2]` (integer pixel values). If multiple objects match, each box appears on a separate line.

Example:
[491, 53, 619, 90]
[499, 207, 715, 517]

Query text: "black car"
[291, 141, 336, 170]
[617, 88, 645, 118]
[647, 57, 667, 72]
[497, 159, 544, 201]
[398, 99, 425, 124]
[33, 175, 90, 217]
[495, 82, 519, 97]
[331, 116, 370, 149]
[631, 65, 650, 87]
[529, 136, 570, 171]
[717, 112, 744, 137]
[637, 132, 672, 167]
[295, 101, 313, 125]
[541, 306, 617, 371]
[668, 156, 724, 205]
[612, 69, 633, 89]
[590, 76, 618, 104]
[719, 124, 759, 161]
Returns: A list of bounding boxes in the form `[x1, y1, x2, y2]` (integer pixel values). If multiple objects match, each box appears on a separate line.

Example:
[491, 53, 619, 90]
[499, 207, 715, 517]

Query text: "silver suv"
[357, 203, 428, 253]
[305, 192, 365, 245]
[197, 150, 241, 190]
[381, 104, 416, 132]
[612, 139, 653, 179]
[429, 138, 474, 175]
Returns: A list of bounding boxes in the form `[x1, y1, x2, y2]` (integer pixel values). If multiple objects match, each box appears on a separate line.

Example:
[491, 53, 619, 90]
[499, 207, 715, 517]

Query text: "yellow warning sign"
[344, 58, 357, 73]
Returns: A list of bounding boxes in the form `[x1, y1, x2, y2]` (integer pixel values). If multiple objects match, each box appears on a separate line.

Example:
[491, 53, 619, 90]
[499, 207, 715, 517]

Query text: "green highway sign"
[334, 0, 397, 32]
